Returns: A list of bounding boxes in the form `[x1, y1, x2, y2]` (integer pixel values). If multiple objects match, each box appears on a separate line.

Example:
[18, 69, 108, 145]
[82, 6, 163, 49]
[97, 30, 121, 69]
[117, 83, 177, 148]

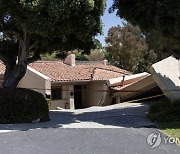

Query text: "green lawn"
[158, 122, 180, 145]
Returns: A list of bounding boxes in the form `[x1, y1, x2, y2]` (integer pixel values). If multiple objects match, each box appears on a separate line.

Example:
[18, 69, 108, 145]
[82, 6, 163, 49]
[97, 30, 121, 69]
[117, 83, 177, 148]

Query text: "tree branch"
[19, 40, 24, 48]
[27, 41, 38, 52]
[4, 30, 22, 40]
[27, 50, 41, 64]
[23, 30, 27, 45]
[0, 52, 8, 63]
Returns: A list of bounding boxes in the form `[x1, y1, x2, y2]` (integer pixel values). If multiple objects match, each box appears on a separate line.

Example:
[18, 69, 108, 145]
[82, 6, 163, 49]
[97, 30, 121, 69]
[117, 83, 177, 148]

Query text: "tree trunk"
[1, 31, 40, 88]
[3, 63, 27, 89]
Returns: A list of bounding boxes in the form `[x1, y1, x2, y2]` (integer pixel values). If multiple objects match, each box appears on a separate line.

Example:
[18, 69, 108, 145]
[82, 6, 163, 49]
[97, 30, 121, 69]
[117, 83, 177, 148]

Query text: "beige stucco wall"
[18, 66, 51, 97]
[50, 100, 68, 109]
[150, 56, 180, 100]
[83, 82, 111, 108]
[51, 82, 111, 110]
[101, 84, 112, 106]
[62, 85, 68, 100]
[49, 85, 74, 110]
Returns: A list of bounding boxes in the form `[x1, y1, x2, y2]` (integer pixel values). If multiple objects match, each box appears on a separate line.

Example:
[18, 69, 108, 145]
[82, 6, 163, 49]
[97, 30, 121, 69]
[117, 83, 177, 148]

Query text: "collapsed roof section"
[107, 56, 180, 103]
[107, 73, 159, 102]
[150, 56, 180, 101]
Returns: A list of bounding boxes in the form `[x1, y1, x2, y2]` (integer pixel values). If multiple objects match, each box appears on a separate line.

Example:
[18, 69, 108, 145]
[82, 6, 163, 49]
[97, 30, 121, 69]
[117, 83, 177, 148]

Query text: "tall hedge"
[0, 88, 49, 124]
[148, 97, 180, 122]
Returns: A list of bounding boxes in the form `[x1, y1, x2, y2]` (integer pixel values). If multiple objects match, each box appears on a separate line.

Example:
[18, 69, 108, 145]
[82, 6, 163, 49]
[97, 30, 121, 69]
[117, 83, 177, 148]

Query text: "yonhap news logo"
[147, 133, 162, 148]
[147, 132, 180, 149]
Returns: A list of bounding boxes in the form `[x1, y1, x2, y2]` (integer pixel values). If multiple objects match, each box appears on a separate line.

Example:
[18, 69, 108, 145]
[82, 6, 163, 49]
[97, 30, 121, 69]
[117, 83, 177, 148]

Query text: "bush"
[148, 97, 180, 122]
[46, 99, 51, 109]
[0, 88, 49, 124]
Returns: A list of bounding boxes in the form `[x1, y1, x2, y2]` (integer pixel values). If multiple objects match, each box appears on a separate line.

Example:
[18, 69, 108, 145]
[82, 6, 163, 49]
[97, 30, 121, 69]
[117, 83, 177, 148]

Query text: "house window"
[51, 88, 62, 100]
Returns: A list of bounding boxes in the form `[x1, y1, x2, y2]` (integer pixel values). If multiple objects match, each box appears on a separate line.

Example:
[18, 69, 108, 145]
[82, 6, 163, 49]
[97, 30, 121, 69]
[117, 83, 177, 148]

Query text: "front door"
[74, 85, 82, 109]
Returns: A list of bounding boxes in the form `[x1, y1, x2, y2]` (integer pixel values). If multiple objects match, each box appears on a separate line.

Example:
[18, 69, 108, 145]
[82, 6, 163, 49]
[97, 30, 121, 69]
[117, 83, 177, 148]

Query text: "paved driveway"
[0, 103, 179, 154]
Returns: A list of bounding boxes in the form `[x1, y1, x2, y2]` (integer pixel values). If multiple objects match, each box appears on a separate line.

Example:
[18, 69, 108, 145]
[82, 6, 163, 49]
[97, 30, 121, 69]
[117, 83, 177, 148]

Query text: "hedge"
[0, 88, 49, 124]
[148, 97, 180, 122]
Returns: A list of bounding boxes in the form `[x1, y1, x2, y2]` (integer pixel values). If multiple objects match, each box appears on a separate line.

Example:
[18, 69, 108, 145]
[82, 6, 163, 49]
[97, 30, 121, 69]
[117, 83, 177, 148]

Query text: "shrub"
[46, 99, 51, 109]
[149, 97, 172, 114]
[148, 97, 180, 122]
[172, 99, 180, 117]
[0, 88, 49, 124]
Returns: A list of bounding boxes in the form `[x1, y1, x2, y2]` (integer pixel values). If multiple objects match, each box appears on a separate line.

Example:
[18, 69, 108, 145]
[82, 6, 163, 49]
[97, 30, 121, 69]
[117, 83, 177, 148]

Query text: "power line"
[25, 87, 180, 93]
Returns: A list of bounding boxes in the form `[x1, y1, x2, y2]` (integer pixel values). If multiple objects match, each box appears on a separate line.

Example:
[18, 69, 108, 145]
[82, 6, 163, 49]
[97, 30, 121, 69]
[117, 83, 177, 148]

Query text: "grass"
[157, 122, 180, 145]
[148, 98, 180, 146]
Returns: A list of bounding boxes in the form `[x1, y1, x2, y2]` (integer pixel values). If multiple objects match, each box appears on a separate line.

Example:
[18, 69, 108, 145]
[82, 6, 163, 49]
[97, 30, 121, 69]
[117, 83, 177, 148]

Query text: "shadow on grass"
[158, 122, 180, 130]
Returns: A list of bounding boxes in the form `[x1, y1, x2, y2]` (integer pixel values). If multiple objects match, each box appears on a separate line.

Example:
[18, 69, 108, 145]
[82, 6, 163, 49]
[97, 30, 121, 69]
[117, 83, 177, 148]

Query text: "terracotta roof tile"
[93, 68, 125, 80]
[0, 60, 131, 82]
[29, 61, 130, 82]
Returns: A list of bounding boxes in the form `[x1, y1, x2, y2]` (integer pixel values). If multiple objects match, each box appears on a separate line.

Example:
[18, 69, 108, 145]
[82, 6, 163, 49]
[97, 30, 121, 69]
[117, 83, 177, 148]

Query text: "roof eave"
[51, 79, 106, 85]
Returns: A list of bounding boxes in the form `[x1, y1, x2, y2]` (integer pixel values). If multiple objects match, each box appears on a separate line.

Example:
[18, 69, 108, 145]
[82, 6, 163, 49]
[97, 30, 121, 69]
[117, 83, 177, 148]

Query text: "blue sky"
[95, 0, 124, 46]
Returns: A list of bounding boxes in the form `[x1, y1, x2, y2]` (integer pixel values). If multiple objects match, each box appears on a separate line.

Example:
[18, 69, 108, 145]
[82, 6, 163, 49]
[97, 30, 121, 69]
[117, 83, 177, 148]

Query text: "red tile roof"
[93, 68, 127, 80]
[0, 60, 131, 82]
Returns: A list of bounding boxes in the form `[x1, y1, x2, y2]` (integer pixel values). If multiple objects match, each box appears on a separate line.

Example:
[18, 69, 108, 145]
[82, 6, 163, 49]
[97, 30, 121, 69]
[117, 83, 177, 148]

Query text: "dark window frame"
[51, 87, 62, 100]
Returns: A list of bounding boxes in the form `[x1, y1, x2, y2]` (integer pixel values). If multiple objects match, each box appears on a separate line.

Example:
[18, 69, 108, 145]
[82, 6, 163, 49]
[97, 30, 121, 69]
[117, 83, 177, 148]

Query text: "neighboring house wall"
[18, 66, 51, 97]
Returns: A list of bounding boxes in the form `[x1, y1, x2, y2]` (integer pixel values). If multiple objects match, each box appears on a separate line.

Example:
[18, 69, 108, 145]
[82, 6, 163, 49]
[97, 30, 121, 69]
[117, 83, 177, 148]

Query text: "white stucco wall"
[150, 56, 180, 100]
[68, 85, 75, 110]
[18, 66, 51, 96]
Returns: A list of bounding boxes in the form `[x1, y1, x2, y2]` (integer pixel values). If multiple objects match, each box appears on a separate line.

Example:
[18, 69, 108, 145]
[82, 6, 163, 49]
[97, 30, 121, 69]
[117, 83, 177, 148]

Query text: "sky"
[95, 0, 124, 46]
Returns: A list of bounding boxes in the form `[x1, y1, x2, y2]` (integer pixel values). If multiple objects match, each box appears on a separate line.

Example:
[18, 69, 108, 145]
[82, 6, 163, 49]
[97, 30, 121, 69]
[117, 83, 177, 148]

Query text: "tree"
[145, 31, 171, 61]
[89, 49, 104, 61]
[54, 38, 103, 60]
[136, 50, 157, 73]
[69, 50, 89, 61]
[93, 39, 103, 49]
[105, 23, 155, 73]
[110, 0, 180, 58]
[0, 0, 105, 88]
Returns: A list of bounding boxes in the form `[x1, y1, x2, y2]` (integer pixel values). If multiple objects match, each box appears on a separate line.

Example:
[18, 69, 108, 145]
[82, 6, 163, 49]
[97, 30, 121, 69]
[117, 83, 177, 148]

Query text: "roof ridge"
[32, 60, 63, 63]
[76, 60, 103, 64]
[94, 67, 130, 75]
[76, 63, 103, 66]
